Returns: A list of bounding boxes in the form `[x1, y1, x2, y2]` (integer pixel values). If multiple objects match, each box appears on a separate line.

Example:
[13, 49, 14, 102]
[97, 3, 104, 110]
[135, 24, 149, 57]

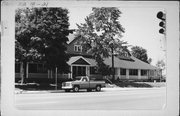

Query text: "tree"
[131, 46, 151, 64]
[15, 8, 72, 83]
[75, 7, 127, 80]
[156, 60, 165, 70]
[156, 60, 166, 80]
[147, 58, 152, 64]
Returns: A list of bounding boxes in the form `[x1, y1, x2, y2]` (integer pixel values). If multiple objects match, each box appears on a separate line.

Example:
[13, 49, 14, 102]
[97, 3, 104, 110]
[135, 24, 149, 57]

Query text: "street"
[15, 87, 166, 110]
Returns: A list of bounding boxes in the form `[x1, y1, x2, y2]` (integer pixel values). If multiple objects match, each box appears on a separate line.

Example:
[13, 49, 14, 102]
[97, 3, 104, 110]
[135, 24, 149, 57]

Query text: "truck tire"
[73, 86, 79, 92]
[96, 85, 101, 92]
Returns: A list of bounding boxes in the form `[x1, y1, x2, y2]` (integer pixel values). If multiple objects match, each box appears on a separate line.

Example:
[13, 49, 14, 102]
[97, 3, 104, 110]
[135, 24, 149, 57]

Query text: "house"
[65, 33, 161, 81]
[15, 33, 161, 82]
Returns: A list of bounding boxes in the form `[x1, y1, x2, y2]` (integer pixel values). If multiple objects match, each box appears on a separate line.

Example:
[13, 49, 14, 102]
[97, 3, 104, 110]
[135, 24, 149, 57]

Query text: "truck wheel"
[73, 86, 79, 92]
[96, 85, 101, 92]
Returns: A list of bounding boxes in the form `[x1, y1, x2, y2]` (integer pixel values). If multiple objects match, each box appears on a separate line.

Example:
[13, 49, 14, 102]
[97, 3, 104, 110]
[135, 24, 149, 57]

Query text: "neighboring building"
[15, 33, 161, 81]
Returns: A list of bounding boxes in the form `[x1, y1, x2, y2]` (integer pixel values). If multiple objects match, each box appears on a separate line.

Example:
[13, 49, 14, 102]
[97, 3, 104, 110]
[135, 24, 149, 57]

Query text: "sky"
[66, 7, 166, 66]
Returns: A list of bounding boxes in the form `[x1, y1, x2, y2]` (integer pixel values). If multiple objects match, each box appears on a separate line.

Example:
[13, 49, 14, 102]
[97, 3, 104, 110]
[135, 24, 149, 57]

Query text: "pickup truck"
[61, 76, 106, 92]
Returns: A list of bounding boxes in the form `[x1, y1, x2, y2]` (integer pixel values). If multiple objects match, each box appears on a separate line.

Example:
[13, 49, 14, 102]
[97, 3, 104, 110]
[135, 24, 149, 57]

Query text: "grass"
[113, 81, 166, 88]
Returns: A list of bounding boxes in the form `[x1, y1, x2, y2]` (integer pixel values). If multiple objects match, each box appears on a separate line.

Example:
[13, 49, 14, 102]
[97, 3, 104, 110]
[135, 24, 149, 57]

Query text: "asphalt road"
[15, 87, 166, 110]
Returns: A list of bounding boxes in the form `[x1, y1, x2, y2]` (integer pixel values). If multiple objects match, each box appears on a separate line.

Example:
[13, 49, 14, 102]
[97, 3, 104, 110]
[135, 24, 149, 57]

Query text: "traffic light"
[157, 11, 166, 34]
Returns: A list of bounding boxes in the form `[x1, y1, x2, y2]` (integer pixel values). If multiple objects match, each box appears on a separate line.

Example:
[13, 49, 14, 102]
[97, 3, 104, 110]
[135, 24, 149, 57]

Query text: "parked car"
[61, 76, 106, 92]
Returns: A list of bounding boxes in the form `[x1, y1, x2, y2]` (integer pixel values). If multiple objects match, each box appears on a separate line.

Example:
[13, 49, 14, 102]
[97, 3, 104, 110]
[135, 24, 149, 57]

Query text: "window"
[129, 69, 138, 76]
[120, 68, 126, 75]
[124, 53, 128, 57]
[74, 45, 82, 52]
[82, 77, 88, 82]
[141, 70, 147, 76]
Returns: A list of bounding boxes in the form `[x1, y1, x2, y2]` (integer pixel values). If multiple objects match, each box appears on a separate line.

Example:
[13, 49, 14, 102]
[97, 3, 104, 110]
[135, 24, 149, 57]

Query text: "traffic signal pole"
[157, 11, 166, 82]
[157, 11, 166, 35]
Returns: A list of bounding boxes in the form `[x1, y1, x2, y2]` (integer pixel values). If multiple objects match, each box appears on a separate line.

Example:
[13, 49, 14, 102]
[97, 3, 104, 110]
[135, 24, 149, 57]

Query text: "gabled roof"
[67, 56, 96, 66]
[67, 33, 76, 44]
[85, 57, 97, 66]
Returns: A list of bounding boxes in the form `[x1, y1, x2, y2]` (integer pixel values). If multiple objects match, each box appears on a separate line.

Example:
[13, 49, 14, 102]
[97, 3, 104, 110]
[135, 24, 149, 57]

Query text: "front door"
[72, 66, 86, 78]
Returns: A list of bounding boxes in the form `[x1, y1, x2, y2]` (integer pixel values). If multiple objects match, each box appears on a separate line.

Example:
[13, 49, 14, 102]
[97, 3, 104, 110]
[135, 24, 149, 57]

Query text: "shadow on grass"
[15, 83, 61, 91]
[114, 81, 153, 88]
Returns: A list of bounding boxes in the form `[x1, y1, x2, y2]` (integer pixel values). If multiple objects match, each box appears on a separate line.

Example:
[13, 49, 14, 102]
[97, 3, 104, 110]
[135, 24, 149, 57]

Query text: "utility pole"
[110, 41, 115, 82]
[55, 67, 57, 90]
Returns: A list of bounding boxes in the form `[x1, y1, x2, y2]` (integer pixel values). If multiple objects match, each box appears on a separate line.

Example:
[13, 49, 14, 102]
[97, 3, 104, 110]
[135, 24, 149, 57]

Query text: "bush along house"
[15, 33, 162, 83]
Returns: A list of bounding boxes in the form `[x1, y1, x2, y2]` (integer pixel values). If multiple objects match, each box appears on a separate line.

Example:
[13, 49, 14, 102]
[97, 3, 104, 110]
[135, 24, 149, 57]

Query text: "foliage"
[156, 60, 165, 70]
[147, 58, 152, 64]
[15, 8, 43, 62]
[75, 7, 127, 76]
[131, 46, 151, 64]
[15, 8, 72, 83]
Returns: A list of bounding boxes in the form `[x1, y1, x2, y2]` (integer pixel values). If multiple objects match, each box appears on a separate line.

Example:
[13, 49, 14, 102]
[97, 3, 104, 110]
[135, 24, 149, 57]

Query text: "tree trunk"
[20, 62, 24, 84]
[111, 48, 115, 82]
[20, 61, 27, 84]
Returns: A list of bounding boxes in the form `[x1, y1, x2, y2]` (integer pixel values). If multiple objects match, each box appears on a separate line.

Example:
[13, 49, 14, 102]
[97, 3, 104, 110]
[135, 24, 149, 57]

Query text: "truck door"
[81, 77, 89, 89]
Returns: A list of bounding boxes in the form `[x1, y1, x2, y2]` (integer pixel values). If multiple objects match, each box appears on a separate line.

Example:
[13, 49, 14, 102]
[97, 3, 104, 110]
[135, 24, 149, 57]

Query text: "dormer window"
[74, 45, 82, 52]
[124, 53, 128, 57]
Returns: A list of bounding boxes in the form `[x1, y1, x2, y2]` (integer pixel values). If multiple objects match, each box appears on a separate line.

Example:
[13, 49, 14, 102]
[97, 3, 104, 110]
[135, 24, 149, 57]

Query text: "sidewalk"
[15, 86, 165, 94]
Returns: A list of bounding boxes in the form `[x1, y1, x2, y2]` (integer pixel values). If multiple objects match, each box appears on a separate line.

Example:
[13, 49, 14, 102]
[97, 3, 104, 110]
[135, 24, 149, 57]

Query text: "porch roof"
[68, 56, 158, 70]
[104, 56, 158, 70]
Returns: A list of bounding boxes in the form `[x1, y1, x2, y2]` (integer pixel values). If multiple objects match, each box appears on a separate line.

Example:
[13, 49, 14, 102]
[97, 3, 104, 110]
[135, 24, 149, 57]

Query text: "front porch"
[67, 56, 99, 79]
[112, 68, 160, 81]
[15, 55, 161, 82]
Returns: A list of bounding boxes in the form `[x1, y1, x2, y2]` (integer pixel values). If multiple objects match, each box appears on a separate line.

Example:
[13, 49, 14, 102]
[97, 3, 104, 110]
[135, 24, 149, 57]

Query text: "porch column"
[86, 66, 90, 76]
[70, 66, 72, 79]
[20, 62, 24, 79]
[48, 70, 50, 79]
[138, 69, 141, 79]
[117, 68, 121, 79]
[76, 66, 78, 76]
[26, 62, 29, 78]
[126, 69, 129, 79]
[50, 69, 53, 78]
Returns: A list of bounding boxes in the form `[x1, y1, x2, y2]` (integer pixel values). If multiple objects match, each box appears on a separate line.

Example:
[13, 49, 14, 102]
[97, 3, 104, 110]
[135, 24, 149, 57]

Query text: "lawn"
[114, 81, 166, 88]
